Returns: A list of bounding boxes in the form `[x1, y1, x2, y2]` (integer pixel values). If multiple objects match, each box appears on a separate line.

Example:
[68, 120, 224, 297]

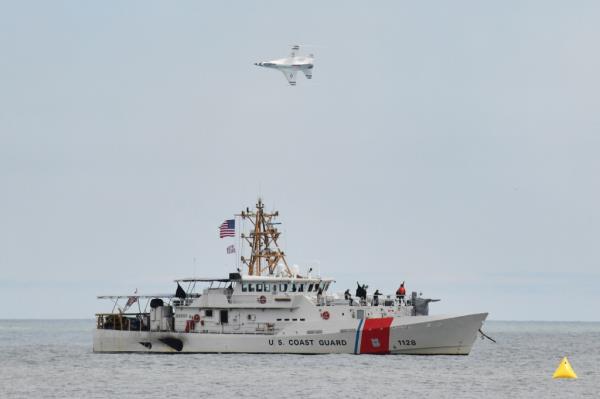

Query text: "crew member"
[396, 282, 406, 305]
[356, 282, 368, 305]
[344, 289, 352, 306]
[372, 289, 381, 306]
[226, 283, 234, 301]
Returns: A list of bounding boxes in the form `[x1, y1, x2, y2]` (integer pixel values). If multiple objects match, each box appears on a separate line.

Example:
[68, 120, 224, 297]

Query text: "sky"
[1, 1, 599, 320]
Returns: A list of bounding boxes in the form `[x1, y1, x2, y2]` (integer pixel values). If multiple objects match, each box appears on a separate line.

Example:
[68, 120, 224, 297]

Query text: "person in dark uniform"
[355, 282, 368, 305]
[355, 282, 362, 299]
[372, 289, 381, 306]
[344, 289, 352, 305]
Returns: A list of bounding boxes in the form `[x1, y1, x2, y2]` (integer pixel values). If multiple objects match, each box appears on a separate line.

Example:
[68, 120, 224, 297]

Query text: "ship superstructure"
[94, 199, 487, 354]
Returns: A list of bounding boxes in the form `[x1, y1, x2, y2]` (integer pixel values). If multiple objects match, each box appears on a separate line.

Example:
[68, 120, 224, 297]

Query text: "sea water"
[0, 320, 598, 398]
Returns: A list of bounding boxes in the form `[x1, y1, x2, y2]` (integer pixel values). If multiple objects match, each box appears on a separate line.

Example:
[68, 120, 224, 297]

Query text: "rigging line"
[186, 281, 193, 301]
[284, 224, 287, 261]
[236, 214, 241, 271]
[111, 298, 118, 314]
[479, 329, 497, 343]
[240, 216, 245, 271]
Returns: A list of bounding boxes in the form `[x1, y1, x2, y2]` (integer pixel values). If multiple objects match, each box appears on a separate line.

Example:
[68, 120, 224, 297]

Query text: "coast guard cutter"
[94, 199, 488, 354]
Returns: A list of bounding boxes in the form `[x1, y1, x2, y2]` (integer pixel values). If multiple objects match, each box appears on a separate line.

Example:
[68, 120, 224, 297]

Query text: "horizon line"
[1, 318, 599, 323]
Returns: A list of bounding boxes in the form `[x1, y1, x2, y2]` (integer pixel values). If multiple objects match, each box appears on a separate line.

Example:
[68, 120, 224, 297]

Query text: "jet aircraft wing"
[281, 69, 297, 86]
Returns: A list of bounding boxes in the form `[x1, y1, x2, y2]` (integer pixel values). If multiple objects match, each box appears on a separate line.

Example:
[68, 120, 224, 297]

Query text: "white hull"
[94, 312, 487, 355]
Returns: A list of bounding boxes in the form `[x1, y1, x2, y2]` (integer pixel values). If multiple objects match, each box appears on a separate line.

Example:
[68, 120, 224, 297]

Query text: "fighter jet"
[254, 45, 314, 86]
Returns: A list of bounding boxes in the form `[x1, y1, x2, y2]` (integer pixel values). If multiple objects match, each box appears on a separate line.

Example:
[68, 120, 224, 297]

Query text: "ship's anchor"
[478, 329, 496, 343]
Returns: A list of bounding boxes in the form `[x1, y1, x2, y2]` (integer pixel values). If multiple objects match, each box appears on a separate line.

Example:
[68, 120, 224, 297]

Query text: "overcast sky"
[1, 1, 599, 320]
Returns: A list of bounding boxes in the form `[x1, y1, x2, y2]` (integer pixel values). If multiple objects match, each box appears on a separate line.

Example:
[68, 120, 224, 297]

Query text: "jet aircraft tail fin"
[290, 44, 300, 57]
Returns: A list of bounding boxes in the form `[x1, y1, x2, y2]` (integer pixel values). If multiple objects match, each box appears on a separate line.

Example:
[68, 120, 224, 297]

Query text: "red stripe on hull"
[359, 317, 393, 354]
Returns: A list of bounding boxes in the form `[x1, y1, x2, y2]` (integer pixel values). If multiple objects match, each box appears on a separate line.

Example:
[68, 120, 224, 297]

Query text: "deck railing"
[96, 313, 150, 332]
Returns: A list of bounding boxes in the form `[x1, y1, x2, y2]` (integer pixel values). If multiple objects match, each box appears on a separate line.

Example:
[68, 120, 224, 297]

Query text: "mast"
[238, 198, 293, 277]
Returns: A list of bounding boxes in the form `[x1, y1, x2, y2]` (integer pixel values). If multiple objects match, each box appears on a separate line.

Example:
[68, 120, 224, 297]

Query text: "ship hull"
[93, 312, 487, 355]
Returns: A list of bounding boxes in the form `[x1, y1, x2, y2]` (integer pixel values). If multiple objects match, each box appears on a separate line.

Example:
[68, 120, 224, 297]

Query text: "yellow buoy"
[553, 356, 577, 379]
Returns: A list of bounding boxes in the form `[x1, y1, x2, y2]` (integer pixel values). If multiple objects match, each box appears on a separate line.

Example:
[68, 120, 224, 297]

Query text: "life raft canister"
[258, 295, 267, 304]
[321, 311, 330, 320]
[193, 314, 201, 323]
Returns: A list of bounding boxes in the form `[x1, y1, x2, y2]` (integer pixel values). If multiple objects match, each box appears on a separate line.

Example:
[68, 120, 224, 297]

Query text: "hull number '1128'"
[399, 339, 417, 346]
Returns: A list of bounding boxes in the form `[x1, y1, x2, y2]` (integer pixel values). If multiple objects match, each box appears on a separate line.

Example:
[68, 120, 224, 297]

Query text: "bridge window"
[205, 310, 213, 317]
[307, 283, 314, 292]
[256, 283, 263, 292]
[242, 283, 248, 292]
[280, 283, 288, 292]
[298, 284, 304, 292]
[263, 283, 270, 292]
[248, 283, 255, 292]
[291, 283, 297, 292]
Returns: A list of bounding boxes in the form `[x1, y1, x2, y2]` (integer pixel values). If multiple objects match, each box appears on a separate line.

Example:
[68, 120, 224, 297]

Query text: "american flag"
[219, 219, 235, 238]
[123, 289, 138, 312]
[227, 244, 236, 254]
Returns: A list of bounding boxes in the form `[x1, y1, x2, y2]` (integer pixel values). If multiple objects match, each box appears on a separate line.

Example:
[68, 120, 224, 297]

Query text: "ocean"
[0, 320, 598, 398]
